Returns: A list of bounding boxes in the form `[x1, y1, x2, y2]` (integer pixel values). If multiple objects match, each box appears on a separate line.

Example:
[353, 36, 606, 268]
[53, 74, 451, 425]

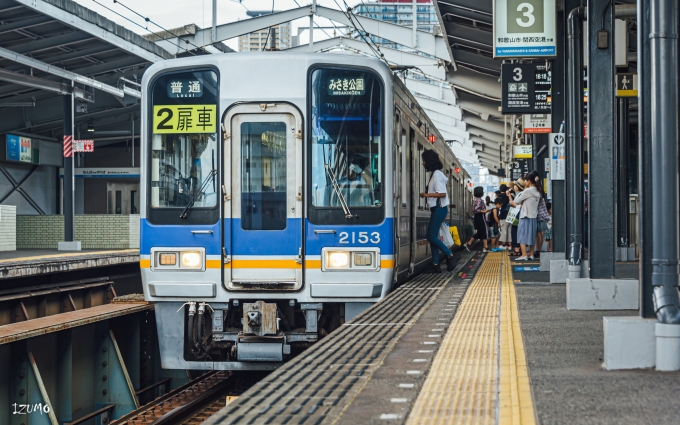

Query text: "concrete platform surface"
[0, 249, 139, 279]
[516, 279, 680, 424]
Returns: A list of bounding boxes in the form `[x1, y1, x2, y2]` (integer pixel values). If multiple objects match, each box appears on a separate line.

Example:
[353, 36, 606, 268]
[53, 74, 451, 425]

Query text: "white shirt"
[427, 170, 449, 208]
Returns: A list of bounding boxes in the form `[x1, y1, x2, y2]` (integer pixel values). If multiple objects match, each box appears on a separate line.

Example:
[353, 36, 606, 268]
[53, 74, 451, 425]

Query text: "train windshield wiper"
[179, 169, 217, 219]
[325, 164, 354, 219]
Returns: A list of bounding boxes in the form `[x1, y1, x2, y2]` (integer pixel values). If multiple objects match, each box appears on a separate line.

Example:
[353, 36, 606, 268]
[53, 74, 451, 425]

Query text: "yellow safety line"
[499, 254, 536, 425]
[0, 249, 138, 263]
[406, 253, 536, 425]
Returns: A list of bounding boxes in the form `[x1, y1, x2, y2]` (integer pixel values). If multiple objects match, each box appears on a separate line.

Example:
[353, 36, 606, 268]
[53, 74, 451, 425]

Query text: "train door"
[409, 128, 418, 273]
[223, 104, 303, 288]
[398, 119, 411, 275]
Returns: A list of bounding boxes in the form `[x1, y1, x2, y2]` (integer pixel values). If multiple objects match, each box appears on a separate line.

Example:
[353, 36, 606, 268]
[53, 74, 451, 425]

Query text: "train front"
[139, 54, 395, 370]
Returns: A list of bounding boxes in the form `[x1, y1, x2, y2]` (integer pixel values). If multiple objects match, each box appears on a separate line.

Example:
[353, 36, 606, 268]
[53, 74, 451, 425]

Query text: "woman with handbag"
[419, 150, 458, 273]
[509, 171, 542, 261]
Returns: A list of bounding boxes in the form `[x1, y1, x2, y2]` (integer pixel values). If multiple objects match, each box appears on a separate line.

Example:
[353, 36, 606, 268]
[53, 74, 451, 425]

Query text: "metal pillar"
[587, 0, 616, 278]
[566, 6, 586, 271]
[616, 98, 629, 248]
[650, 0, 680, 323]
[638, 0, 654, 318]
[63, 94, 74, 243]
[551, 3, 571, 255]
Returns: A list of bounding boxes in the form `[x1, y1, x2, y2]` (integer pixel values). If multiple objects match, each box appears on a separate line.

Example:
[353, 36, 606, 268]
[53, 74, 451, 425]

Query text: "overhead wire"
[112, 0, 210, 53]
[331, 0, 385, 64]
[91, 0, 197, 55]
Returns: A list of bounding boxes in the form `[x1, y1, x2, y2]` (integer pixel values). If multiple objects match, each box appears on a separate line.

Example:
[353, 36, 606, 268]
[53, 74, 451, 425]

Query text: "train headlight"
[327, 251, 350, 268]
[321, 248, 380, 271]
[151, 248, 205, 271]
[180, 251, 203, 268]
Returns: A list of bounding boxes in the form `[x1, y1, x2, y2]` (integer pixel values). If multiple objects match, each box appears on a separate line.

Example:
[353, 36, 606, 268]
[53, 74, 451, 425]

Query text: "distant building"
[238, 11, 292, 51]
[353, 0, 439, 50]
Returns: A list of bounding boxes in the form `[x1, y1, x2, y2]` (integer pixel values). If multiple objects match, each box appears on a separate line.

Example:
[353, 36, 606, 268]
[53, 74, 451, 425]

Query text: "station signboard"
[493, 0, 557, 58]
[523, 114, 552, 133]
[5, 134, 39, 164]
[616, 73, 638, 97]
[549, 133, 565, 180]
[73, 140, 94, 153]
[501, 63, 552, 114]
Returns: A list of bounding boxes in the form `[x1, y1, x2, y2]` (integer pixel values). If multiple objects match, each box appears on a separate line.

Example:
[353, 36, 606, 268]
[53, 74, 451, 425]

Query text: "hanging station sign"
[501, 63, 552, 114]
[523, 114, 552, 133]
[493, 0, 557, 58]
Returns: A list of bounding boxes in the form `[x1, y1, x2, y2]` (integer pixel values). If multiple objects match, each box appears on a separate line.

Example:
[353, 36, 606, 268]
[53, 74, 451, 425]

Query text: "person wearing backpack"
[496, 184, 511, 250]
[461, 186, 490, 253]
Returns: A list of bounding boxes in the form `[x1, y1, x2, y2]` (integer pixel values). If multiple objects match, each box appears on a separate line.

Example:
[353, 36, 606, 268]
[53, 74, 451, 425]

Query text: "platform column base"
[656, 323, 680, 371]
[58, 241, 81, 251]
[550, 259, 589, 283]
[566, 278, 639, 310]
[539, 252, 564, 271]
[603, 317, 656, 370]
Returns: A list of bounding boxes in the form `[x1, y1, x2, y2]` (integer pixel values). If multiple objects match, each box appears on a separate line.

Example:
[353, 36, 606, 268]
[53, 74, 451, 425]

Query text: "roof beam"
[444, 22, 493, 52]
[315, 6, 451, 61]
[447, 66, 500, 99]
[11, 0, 168, 62]
[463, 114, 509, 134]
[0, 45, 140, 98]
[8, 31, 91, 55]
[0, 68, 93, 102]
[449, 49, 499, 75]
[0, 15, 53, 35]
[404, 77, 457, 104]
[287, 37, 447, 80]
[414, 95, 463, 122]
[466, 125, 505, 141]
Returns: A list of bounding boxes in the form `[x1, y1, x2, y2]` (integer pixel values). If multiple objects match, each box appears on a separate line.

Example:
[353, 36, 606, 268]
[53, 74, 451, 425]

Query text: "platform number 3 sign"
[507, 0, 544, 33]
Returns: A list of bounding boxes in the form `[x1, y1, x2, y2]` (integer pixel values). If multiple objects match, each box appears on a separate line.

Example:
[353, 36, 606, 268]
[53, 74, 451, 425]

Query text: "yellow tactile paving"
[498, 254, 536, 425]
[406, 253, 536, 425]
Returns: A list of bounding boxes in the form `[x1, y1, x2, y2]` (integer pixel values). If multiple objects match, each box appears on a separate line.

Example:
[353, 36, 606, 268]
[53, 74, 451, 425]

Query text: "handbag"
[439, 222, 454, 247]
[505, 206, 521, 226]
[537, 198, 550, 222]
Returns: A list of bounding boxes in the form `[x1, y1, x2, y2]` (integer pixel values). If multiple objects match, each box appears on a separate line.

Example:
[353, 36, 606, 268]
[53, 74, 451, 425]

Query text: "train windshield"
[148, 70, 218, 213]
[310, 68, 382, 211]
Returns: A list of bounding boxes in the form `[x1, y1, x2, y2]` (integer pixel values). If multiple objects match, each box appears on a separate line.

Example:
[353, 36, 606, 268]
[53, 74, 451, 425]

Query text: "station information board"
[493, 0, 557, 58]
[501, 63, 551, 114]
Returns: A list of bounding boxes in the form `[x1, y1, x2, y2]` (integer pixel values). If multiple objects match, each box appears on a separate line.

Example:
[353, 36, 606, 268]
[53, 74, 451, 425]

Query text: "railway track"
[113, 370, 269, 425]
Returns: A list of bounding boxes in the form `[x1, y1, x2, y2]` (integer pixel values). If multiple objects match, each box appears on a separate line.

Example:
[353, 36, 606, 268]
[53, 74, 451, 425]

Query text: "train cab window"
[309, 68, 384, 224]
[240, 122, 287, 230]
[147, 69, 219, 224]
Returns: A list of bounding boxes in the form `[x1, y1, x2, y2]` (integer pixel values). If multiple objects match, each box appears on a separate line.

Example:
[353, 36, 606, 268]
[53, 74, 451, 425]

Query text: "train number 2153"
[338, 231, 380, 244]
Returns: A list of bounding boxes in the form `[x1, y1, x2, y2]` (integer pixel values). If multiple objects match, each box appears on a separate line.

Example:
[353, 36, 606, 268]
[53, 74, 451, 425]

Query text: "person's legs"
[520, 243, 527, 257]
[426, 206, 452, 264]
[535, 231, 544, 254]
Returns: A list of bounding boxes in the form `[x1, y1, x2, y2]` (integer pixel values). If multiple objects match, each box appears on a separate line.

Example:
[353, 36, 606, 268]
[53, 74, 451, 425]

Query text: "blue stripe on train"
[141, 218, 395, 256]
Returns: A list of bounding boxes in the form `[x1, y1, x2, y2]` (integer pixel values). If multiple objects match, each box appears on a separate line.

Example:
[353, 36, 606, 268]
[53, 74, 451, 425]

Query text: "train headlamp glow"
[180, 251, 202, 268]
[327, 251, 349, 268]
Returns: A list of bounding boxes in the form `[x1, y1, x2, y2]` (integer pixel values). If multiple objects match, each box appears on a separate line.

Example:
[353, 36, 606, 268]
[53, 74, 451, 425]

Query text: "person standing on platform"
[535, 193, 551, 257]
[461, 186, 489, 253]
[509, 171, 542, 261]
[497, 184, 511, 250]
[419, 150, 458, 273]
[485, 196, 499, 250]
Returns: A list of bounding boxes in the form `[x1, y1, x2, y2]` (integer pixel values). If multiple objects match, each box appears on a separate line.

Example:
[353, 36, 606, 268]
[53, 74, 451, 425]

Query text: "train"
[139, 52, 473, 370]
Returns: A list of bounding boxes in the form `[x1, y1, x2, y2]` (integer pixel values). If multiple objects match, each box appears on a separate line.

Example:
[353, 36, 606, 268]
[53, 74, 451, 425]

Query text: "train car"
[140, 52, 472, 370]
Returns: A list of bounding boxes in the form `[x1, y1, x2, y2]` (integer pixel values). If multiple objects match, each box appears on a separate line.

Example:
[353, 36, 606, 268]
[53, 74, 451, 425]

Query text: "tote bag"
[505, 206, 521, 226]
[439, 223, 454, 247]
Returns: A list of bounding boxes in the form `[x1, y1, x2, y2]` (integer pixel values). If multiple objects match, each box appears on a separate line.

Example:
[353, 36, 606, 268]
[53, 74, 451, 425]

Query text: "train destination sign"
[493, 0, 557, 58]
[501, 63, 552, 114]
[153, 104, 217, 134]
[167, 79, 204, 98]
[327, 77, 366, 96]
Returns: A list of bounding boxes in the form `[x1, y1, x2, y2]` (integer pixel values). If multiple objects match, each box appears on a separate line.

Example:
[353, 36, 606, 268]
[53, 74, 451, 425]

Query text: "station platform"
[0, 249, 139, 279]
[204, 251, 680, 425]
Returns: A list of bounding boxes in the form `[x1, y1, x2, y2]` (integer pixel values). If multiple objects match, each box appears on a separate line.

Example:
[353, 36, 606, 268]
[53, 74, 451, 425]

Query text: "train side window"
[417, 142, 425, 210]
[401, 127, 407, 207]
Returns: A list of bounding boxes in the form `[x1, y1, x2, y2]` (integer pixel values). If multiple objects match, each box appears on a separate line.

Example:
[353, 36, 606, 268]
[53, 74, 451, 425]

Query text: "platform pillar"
[587, 0, 616, 278]
[60, 92, 80, 251]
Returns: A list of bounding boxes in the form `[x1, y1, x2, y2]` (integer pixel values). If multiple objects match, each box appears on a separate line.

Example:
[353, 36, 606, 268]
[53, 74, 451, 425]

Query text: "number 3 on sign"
[516, 3, 535, 28]
[339, 231, 380, 244]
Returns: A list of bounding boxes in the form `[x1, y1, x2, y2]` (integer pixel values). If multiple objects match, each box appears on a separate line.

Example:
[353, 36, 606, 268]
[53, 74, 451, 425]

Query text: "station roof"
[0, 0, 231, 143]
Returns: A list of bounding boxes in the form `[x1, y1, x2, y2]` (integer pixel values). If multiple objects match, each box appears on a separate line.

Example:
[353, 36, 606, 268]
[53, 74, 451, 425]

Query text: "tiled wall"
[16, 214, 141, 249]
[0, 205, 16, 251]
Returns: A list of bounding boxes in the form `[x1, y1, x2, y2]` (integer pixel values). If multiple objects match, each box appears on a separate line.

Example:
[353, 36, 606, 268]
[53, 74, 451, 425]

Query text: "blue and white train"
[139, 53, 472, 370]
